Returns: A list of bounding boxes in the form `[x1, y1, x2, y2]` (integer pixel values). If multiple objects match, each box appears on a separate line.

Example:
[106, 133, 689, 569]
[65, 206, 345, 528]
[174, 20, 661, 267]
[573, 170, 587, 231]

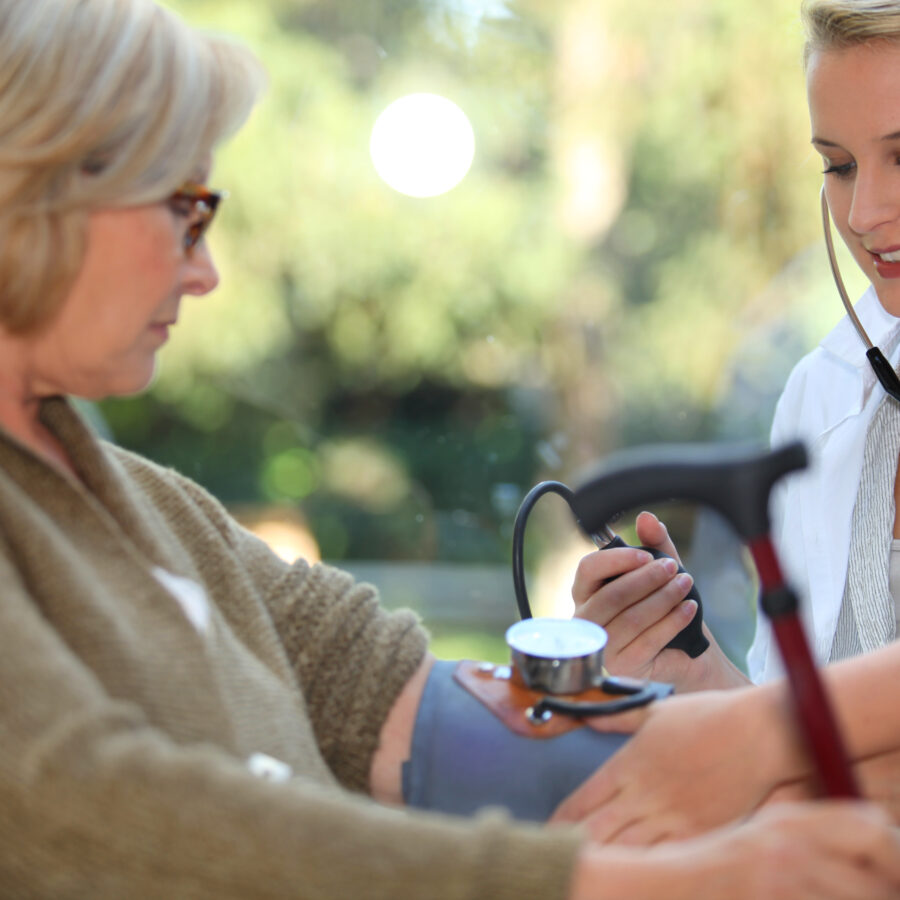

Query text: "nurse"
[574, 0, 900, 692]
[552, 0, 900, 848]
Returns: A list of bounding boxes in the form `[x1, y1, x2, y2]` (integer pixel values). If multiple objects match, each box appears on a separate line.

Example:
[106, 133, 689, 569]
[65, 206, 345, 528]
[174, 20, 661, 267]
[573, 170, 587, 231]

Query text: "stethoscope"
[820, 184, 900, 403]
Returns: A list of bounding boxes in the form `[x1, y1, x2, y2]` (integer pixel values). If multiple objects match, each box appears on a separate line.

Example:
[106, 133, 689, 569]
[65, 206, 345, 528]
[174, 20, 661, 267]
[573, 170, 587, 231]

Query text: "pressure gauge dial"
[505, 618, 608, 695]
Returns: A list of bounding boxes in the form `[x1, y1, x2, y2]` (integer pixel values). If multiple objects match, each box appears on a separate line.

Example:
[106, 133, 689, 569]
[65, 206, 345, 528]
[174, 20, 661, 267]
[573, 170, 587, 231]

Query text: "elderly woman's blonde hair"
[0, 0, 265, 334]
[802, 0, 900, 64]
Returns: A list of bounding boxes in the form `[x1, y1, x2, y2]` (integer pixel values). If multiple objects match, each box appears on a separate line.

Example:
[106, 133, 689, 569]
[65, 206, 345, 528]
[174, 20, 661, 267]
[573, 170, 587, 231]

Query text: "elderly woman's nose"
[184, 243, 220, 295]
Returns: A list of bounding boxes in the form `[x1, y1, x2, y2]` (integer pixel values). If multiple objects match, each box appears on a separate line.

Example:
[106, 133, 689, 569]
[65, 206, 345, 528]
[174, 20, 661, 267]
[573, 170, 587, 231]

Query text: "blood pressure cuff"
[401, 660, 631, 822]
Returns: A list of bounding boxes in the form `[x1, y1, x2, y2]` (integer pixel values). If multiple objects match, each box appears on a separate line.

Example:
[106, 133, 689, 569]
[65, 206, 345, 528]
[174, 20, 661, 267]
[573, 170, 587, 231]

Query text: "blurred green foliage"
[101, 0, 867, 566]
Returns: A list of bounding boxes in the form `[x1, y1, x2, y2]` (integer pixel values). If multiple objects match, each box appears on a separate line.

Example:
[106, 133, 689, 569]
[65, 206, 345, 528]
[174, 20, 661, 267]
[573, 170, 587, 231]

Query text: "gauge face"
[505, 617, 607, 660]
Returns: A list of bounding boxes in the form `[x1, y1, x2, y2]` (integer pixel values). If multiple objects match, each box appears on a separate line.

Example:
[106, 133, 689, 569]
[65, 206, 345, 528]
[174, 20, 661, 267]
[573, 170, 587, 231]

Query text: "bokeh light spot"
[370, 93, 475, 198]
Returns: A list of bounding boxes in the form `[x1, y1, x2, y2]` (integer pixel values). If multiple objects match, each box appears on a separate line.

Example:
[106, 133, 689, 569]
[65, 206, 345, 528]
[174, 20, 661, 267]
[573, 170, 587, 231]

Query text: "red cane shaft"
[749, 536, 859, 798]
[770, 616, 859, 797]
[748, 536, 783, 594]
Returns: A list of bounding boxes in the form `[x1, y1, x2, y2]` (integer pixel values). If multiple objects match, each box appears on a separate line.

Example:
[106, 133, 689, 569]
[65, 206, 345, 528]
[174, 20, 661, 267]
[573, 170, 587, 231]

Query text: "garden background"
[102, 0, 869, 663]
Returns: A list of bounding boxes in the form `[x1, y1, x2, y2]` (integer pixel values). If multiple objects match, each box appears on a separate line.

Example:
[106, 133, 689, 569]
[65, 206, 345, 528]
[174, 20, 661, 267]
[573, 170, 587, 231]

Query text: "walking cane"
[570, 441, 858, 798]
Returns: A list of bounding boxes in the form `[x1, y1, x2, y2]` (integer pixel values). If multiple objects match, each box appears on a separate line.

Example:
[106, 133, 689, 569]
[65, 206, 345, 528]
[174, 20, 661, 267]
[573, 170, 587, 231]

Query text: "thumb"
[758, 778, 816, 808]
[634, 511, 681, 565]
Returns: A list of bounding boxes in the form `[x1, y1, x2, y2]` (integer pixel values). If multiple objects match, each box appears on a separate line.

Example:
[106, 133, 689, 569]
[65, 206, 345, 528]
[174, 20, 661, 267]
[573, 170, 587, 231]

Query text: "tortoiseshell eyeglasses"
[167, 182, 226, 253]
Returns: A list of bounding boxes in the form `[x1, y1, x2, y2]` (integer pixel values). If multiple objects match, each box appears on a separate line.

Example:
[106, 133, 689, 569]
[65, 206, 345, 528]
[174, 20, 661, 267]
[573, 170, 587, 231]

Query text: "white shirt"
[747, 285, 900, 682]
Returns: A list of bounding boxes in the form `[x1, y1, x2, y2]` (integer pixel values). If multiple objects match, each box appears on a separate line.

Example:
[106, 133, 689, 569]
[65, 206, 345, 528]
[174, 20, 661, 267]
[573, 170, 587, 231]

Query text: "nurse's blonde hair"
[802, 0, 900, 65]
[0, 0, 265, 334]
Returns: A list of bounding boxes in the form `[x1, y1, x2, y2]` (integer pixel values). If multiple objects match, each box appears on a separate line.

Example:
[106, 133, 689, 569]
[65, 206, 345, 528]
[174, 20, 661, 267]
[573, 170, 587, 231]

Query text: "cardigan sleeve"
[110, 446, 427, 790]
[0, 545, 581, 900]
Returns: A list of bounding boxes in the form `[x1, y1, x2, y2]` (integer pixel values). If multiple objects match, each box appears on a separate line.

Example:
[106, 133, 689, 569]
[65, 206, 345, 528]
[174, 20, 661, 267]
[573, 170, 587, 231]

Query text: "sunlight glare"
[369, 93, 475, 198]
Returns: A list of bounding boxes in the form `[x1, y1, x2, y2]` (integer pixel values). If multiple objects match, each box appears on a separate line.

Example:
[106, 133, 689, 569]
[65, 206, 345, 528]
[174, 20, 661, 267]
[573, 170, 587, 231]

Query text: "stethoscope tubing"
[820, 185, 875, 350]
[820, 185, 900, 405]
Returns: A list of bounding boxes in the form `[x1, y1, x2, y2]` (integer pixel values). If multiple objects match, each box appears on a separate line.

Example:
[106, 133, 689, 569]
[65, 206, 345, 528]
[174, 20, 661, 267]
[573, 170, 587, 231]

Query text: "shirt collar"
[821, 284, 900, 377]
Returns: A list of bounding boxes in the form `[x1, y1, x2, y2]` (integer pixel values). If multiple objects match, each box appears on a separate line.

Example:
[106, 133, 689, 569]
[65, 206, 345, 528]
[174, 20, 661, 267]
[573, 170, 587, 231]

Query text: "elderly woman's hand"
[572, 511, 750, 692]
[569, 801, 900, 900]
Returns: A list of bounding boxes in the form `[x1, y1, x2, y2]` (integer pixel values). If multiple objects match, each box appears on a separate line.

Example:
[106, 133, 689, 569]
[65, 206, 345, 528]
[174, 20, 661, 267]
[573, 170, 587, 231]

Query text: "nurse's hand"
[550, 684, 802, 843]
[763, 746, 900, 826]
[572, 511, 750, 692]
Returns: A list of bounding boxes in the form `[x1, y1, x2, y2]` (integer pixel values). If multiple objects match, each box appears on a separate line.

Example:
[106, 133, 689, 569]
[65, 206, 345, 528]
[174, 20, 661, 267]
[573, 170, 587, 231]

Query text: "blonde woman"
[2, 1, 898, 897]
[575, 0, 900, 692]
[557, 0, 900, 852]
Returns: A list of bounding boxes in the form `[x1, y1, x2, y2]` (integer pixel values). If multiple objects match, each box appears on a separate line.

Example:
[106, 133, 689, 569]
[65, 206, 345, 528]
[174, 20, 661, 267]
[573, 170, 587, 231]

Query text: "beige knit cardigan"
[0, 398, 579, 899]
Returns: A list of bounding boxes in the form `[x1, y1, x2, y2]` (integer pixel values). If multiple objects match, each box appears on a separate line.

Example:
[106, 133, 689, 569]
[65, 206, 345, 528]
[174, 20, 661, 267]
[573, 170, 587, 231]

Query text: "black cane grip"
[602, 535, 709, 658]
[573, 442, 808, 543]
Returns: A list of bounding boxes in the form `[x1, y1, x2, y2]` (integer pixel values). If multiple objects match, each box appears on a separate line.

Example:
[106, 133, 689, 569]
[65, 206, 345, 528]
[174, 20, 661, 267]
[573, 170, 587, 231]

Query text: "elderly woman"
[2, 0, 899, 898]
